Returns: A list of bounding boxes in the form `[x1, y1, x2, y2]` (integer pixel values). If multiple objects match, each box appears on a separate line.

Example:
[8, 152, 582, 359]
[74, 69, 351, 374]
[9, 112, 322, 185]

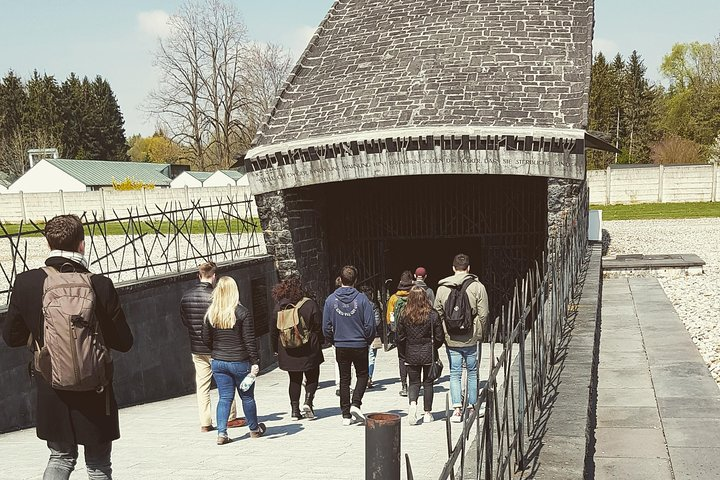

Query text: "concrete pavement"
[595, 277, 720, 479]
[0, 344, 496, 479]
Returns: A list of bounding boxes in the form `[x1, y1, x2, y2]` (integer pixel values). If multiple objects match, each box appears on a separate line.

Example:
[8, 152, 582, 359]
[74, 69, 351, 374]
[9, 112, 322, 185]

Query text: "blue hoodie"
[322, 286, 375, 348]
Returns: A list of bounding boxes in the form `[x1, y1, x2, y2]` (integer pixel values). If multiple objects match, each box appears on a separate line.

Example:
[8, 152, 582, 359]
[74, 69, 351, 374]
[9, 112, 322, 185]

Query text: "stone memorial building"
[245, 0, 609, 313]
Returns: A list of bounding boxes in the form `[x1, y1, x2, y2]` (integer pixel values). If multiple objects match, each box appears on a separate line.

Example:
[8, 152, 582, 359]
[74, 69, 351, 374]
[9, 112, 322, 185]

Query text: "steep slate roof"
[47, 159, 172, 186]
[253, 0, 593, 150]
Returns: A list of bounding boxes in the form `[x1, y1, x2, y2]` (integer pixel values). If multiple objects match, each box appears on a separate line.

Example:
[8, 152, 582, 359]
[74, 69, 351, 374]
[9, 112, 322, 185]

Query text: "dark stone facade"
[255, 0, 594, 147]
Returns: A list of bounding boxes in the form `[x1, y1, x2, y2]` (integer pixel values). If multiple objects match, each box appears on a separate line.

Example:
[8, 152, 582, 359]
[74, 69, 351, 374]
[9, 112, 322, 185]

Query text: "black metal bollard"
[366, 412, 401, 480]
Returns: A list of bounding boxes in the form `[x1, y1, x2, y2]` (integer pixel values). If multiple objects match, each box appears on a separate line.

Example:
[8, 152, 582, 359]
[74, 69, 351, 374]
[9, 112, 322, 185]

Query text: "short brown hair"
[340, 265, 358, 286]
[453, 253, 470, 271]
[45, 215, 84, 252]
[198, 261, 217, 279]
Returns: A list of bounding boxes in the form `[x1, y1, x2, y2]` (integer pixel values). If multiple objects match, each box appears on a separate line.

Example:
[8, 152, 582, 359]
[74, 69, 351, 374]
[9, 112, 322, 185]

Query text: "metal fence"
[0, 195, 263, 305]
[407, 186, 589, 480]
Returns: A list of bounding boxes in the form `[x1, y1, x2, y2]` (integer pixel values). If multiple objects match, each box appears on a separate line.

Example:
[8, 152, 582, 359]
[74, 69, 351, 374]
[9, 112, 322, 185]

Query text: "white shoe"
[408, 403, 418, 425]
[350, 405, 365, 424]
[450, 408, 463, 423]
[476, 402, 486, 418]
[342, 417, 353, 426]
[423, 412, 434, 423]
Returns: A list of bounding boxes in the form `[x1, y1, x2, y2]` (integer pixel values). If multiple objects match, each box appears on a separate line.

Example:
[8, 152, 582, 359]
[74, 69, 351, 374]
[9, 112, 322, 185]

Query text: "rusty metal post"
[366, 413, 401, 480]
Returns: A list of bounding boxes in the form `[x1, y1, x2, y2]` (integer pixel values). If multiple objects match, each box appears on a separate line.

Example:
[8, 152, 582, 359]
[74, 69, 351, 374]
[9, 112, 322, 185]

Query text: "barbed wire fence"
[0, 194, 264, 305]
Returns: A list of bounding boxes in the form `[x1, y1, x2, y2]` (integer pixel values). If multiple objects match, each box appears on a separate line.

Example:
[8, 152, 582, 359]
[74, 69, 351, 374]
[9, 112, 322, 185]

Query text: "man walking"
[323, 266, 375, 425]
[2, 214, 134, 479]
[180, 262, 245, 432]
[434, 253, 489, 422]
[413, 266, 435, 305]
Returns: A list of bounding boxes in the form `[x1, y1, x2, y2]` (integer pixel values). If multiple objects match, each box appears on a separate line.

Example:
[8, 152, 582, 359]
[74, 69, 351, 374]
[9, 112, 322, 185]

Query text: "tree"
[650, 134, 705, 165]
[23, 71, 62, 140]
[85, 76, 128, 160]
[622, 51, 658, 163]
[659, 38, 720, 151]
[0, 71, 27, 144]
[59, 72, 88, 159]
[127, 130, 187, 164]
[0, 129, 63, 180]
[147, 0, 292, 170]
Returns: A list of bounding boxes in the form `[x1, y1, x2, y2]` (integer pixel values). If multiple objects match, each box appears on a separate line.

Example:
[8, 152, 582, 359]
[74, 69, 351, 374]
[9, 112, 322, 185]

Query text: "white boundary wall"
[588, 164, 720, 205]
[0, 186, 257, 222]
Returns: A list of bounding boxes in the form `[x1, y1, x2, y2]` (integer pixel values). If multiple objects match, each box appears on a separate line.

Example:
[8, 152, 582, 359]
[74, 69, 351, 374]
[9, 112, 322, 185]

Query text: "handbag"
[427, 315, 444, 382]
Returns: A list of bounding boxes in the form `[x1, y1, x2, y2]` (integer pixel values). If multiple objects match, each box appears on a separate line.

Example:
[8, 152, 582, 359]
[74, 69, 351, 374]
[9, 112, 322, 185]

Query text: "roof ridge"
[251, 0, 345, 147]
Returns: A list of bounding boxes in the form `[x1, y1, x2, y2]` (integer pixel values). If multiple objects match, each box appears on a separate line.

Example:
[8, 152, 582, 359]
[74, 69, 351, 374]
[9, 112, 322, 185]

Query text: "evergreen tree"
[59, 72, 88, 159]
[23, 71, 62, 140]
[87, 76, 127, 160]
[623, 51, 658, 163]
[0, 71, 27, 142]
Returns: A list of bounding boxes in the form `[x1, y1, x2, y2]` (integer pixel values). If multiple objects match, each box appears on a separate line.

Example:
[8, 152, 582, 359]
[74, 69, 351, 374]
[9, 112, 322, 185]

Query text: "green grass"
[591, 202, 720, 221]
[1, 218, 262, 237]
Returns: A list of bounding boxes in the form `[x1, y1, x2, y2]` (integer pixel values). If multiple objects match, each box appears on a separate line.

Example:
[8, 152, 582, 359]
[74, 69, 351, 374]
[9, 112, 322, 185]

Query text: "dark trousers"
[397, 344, 408, 387]
[336, 347, 369, 417]
[407, 364, 434, 412]
[288, 367, 320, 403]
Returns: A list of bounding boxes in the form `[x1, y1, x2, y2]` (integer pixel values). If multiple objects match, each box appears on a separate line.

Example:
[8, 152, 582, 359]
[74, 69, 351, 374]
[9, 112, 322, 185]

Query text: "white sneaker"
[342, 417, 353, 426]
[350, 405, 365, 424]
[477, 402, 486, 418]
[423, 412, 434, 423]
[408, 403, 418, 425]
[450, 408, 463, 423]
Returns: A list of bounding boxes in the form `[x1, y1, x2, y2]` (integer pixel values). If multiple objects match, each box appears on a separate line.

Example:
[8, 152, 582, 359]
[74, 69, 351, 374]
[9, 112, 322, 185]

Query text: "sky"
[1, 0, 718, 137]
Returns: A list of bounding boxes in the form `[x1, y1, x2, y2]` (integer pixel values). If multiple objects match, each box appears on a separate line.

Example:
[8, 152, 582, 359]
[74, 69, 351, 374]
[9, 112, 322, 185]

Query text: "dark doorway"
[309, 174, 548, 322]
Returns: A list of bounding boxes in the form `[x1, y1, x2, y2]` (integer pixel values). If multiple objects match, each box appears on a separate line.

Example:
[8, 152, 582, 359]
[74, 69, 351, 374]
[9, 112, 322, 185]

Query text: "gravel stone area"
[604, 218, 720, 386]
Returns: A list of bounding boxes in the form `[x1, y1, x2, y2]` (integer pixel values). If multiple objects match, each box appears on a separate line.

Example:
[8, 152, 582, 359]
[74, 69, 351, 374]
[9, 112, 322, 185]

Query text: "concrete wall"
[0, 185, 257, 222]
[0, 255, 278, 434]
[589, 164, 720, 205]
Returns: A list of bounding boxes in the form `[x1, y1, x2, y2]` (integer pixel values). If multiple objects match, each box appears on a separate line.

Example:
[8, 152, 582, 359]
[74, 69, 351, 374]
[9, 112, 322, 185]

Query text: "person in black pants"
[397, 286, 445, 425]
[323, 266, 376, 426]
[271, 276, 325, 420]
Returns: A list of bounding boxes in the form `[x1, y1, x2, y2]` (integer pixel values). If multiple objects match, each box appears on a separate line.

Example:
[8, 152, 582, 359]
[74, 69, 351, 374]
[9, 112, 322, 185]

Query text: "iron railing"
[0, 195, 263, 305]
[407, 186, 589, 480]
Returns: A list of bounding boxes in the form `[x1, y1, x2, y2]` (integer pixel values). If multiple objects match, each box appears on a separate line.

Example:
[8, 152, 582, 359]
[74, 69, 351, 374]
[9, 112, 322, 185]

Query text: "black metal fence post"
[366, 413, 401, 480]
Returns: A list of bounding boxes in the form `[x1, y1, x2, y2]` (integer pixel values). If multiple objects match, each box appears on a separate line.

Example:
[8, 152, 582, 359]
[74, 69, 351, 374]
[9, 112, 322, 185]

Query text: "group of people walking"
[1, 213, 489, 478]
[180, 252, 489, 444]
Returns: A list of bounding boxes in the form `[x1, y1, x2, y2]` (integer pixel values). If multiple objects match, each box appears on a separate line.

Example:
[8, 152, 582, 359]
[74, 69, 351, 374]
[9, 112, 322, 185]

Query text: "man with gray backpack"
[434, 253, 489, 423]
[2, 214, 133, 479]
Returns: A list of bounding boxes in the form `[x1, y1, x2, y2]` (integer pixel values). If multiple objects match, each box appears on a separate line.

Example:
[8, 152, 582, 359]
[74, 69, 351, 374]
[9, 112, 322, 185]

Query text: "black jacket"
[2, 257, 134, 445]
[397, 310, 444, 366]
[180, 282, 213, 355]
[271, 298, 325, 372]
[202, 304, 259, 365]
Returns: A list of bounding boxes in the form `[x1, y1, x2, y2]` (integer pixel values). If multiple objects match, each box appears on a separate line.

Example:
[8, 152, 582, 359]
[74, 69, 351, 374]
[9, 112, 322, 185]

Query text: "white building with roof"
[8, 159, 173, 193]
[170, 171, 212, 189]
[204, 170, 249, 187]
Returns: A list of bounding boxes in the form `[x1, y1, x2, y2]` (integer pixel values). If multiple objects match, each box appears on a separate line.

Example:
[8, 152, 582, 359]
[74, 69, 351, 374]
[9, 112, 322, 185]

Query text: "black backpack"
[443, 277, 475, 335]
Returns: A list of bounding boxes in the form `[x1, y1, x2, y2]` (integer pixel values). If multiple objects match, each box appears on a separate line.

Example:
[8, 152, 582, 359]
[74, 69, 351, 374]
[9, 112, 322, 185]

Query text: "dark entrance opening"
[305, 174, 548, 322]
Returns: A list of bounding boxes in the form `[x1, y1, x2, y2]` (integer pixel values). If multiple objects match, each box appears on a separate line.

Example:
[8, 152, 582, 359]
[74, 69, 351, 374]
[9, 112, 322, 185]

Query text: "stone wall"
[0, 255, 277, 434]
[255, 189, 330, 298]
[548, 177, 585, 237]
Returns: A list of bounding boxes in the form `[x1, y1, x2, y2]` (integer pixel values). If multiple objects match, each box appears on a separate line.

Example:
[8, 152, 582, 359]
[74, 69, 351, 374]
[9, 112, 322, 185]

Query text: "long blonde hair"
[205, 276, 240, 329]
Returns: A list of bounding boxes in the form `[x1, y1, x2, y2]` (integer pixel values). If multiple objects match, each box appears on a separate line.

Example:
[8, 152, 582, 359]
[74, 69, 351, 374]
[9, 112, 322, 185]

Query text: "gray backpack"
[31, 266, 112, 392]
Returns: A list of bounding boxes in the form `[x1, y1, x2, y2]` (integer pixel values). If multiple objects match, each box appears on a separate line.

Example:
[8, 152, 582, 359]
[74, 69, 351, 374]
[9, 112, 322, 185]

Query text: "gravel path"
[603, 218, 720, 386]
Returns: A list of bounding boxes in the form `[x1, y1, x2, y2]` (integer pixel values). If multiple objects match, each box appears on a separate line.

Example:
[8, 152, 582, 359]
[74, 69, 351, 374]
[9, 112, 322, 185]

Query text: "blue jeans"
[446, 346, 478, 408]
[44, 441, 112, 479]
[368, 346, 378, 378]
[211, 359, 258, 434]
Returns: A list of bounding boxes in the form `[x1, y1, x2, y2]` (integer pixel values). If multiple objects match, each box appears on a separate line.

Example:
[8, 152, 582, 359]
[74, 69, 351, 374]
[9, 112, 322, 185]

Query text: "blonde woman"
[202, 276, 265, 444]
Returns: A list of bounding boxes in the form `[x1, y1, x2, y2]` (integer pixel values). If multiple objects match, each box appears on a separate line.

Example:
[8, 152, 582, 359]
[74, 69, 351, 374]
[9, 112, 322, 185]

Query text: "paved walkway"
[595, 277, 720, 479]
[0, 344, 496, 479]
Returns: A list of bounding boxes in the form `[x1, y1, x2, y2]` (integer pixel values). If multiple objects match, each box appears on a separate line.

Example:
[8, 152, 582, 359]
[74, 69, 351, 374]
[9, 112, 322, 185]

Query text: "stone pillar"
[255, 187, 331, 299]
[547, 177, 584, 240]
